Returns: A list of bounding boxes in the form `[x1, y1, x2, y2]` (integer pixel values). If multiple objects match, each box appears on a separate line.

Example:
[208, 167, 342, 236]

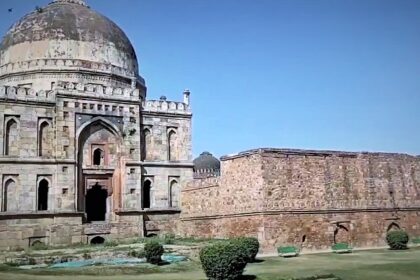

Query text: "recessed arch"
[2, 178, 17, 212]
[76, 117, 122, 140]
[4, 117, 19, 156]
[167, 129, 177, 161]
[142, 128, 152, 160]
[76, 117, 123, 212]
[169, 179, 180, 208]
[38, 120, 52, 157]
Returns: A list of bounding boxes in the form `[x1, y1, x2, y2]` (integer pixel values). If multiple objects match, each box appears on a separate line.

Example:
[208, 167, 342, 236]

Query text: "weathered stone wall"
[180, 149, 420, 252]
[0, 214, 84, 250]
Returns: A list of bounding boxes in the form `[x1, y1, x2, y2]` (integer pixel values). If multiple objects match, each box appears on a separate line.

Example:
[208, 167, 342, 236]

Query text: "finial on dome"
[52, 0, 88, 6]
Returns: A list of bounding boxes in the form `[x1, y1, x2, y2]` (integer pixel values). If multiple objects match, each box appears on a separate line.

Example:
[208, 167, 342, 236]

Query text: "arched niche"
[169, 179, 180, 208]
[167, 129, 177, 161]
[2, 178, 17, 212]
[4, 117, 19, 156]
[141, 128, 152, 161]
[38, 120, 52, 157]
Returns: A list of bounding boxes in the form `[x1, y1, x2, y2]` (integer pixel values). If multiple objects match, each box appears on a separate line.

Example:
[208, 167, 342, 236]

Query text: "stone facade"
[180, 149, 420, 253]
[0, 0, 193, 250]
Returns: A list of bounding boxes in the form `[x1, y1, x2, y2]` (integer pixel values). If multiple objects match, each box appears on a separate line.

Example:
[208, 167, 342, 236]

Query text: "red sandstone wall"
[181, 154, 264, 218]
[262, 152, 420, 211]
[180, 150, 420, 253]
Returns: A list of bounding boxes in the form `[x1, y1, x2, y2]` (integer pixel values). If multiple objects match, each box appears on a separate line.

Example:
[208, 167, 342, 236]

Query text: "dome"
[0, 0, 143, 88]
[193, 152, 221, 178]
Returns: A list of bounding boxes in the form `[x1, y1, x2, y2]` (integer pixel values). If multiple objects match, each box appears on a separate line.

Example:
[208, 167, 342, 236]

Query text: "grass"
[0, 247, 419, 280]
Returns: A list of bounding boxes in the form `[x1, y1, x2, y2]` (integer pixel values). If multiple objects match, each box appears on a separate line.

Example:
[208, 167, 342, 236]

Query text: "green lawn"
[1, 247, 420, 280]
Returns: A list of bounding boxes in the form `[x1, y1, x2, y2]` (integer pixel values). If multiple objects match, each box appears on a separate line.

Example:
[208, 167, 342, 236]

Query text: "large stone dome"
[0, 0, 144, 89]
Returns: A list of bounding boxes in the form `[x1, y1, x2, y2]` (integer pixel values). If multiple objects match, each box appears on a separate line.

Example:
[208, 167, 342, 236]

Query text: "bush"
[199, 242, 248, 280]
[144, 241, 164, 264]
[230, 237, 260, 262]
[386, 230, 409, 250]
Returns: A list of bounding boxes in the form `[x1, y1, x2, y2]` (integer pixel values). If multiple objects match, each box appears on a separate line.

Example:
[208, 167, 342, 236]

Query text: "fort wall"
[180, 149, 420, 252]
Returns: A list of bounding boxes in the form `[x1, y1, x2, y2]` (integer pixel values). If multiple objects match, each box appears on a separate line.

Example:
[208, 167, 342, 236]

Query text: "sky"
[0, 0, 419, 157]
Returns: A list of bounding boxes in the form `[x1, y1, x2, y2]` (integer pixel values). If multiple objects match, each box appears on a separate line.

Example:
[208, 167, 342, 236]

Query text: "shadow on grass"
[251, 259, 265, 263]
[239, 275, 257, 280]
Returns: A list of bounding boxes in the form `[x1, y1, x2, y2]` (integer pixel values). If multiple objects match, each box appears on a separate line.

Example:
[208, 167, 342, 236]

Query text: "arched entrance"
[76, 117, 123, 222]
[86, 184, 108, 222]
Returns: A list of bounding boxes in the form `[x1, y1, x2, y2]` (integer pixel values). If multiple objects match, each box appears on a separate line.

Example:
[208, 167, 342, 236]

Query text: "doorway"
[86, 183, 108, 222]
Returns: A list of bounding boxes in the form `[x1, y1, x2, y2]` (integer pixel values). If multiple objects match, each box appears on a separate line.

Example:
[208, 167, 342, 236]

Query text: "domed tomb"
[0, 0, 145, 91]
[193, 152, 221, 179]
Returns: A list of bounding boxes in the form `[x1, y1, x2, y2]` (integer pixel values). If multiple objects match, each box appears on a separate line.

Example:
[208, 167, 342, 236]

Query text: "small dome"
[193, 152, 220, 179]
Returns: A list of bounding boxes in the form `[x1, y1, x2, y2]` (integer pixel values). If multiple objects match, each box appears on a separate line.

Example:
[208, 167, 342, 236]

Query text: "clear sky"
[1, 0, 419, 157]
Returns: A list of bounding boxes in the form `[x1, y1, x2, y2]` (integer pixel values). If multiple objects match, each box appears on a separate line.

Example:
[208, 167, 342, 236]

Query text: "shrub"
[386, 230, 409, 250]
[199, 242, 248, 280]
[231, 237, 260, 262]
[144, 241, 164, 264]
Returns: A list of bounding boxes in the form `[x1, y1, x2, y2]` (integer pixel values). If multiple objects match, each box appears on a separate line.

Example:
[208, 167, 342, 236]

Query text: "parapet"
[221, 148, 418, 161]
[53, 81, 141, 102]
[0, 86, 55, 103]
[142, 99, 191, 116]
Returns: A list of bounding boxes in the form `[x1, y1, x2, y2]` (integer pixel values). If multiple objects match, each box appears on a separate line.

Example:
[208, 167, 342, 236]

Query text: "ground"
[0, 247, 419, 280]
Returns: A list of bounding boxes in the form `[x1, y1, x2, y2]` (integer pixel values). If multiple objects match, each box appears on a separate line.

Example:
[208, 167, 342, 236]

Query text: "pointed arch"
[37, 179, 49, 211]
[76, 117, 123, 140]
[4, 117, 19, 156]
[38, 120, 52, 157]
[169, 179, 180, 208]
[387, 222, 401, 232]
[3, 178, 17, 212]
[76, 117, 123, 212]
[142, 128, 152, 160]
[167, 129, 177, 161]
